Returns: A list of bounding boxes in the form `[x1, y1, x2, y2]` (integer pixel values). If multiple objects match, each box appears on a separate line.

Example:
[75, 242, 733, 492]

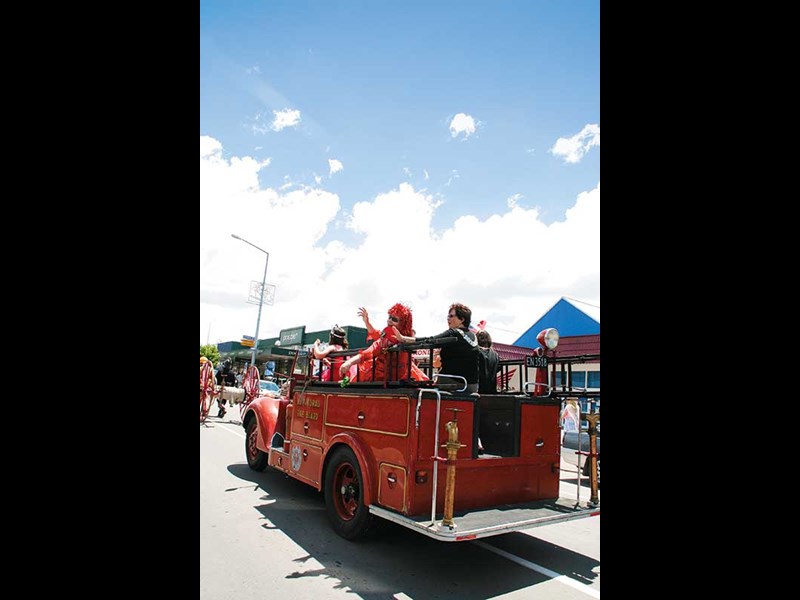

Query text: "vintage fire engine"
[239, 328, 600, 541]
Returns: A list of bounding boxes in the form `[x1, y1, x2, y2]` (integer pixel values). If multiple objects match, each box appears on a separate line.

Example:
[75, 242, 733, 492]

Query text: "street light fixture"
[231, 233, 270, 369]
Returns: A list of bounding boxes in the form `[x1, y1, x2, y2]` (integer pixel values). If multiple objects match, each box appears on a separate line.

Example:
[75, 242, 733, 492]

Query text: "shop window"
[554, 370, 600, 389]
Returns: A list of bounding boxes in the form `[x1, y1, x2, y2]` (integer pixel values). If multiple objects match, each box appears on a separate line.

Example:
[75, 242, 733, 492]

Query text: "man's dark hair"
[450, 302, 472, 328]
[476, 330, 492, 348]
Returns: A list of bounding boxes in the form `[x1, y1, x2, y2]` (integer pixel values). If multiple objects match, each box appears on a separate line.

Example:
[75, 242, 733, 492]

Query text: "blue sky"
[200, 0, 599, 348]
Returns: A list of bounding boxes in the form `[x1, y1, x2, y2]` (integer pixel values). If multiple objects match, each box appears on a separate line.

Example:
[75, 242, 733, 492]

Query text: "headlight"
[536, 328, 559, 350]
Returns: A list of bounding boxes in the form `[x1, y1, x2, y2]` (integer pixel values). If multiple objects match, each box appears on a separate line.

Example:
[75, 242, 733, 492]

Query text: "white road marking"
[474, 541, 600, 598]
[212, 421, 245, 439]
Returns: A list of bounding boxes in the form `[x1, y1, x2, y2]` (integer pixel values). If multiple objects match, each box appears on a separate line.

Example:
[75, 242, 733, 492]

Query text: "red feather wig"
[387, 302, 413, 337]
[357, 302, 415, 381]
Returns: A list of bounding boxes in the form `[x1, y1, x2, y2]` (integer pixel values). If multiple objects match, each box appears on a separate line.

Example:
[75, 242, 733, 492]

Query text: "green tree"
[200, 344, 220, 367]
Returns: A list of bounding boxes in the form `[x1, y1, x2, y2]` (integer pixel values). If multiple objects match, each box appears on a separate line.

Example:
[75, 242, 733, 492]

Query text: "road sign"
[241, 335, 255, 347]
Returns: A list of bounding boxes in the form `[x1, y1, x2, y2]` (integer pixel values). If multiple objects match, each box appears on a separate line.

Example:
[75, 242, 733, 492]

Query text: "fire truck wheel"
[324, 446, 376, 540]
[245, 418, 268, 471]
[200, 362, 215, 423]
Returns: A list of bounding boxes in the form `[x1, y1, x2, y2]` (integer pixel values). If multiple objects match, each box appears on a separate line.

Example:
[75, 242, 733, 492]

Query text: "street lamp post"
[231, 234, 270, 369]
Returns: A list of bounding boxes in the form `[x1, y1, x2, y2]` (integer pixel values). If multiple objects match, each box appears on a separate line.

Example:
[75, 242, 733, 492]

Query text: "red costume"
[356, 303, 428, 382]
[317, 345, 357, 382]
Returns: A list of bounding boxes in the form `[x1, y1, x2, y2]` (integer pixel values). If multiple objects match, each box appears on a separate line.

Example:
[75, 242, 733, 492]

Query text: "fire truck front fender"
[324, 433, 377, 507]
[242, 397, 281, 454]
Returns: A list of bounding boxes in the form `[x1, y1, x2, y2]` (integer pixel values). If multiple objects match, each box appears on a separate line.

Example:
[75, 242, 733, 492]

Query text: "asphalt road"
[200, 410, 600, 600]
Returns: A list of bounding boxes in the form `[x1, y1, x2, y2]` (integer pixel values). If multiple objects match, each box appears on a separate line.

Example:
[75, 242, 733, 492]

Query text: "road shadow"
[226, 463, 599, 599]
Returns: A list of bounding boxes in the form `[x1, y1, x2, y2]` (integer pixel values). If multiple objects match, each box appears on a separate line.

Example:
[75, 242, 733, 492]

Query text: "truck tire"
[245, 418, 268, 471]
[324, 446, 376, 540]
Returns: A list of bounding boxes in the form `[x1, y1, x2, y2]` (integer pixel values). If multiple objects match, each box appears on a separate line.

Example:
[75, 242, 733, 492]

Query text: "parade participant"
[263, 361, 275, 379]
[391, 302, 479, 393]
[313, 324, 356, 382]
[339, 303, 427, 382]
[217, 358, 234, 418]
[476, 329, 500, 393]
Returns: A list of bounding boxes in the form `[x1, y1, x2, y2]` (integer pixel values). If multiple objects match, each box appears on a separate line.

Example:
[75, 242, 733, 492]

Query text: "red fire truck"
[239, 328, 600, 542]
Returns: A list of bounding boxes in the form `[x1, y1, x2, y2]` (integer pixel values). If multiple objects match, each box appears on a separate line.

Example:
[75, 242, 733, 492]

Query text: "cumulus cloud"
[328, 159, 343, 176]
[550, 124, 600, 164]
[272, 108, 301, 131]
[200, 136, 599, 347]
[449, 113, 477, 139]
[507, 193, 524, 209]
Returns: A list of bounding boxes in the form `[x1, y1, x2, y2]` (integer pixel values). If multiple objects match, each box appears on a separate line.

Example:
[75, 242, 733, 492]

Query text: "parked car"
[562, 430, 600, 486]
[259, 380, 281, 397]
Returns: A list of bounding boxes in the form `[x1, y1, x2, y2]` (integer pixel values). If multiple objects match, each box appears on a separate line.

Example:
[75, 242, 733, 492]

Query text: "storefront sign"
[279, 326, 305, 347]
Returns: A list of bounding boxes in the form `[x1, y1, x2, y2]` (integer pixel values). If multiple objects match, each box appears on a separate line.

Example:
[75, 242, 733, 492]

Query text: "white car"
[259, 380, 281, 397]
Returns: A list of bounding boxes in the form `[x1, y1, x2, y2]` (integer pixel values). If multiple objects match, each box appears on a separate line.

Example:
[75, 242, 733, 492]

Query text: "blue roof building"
[514, 297, 600, 347]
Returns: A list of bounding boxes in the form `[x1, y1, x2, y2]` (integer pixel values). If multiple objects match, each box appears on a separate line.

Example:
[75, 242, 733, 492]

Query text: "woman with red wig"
[339, 303, 428, 382]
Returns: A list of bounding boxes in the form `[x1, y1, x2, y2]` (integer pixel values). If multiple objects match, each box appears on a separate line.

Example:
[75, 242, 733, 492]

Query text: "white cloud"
[507, 193, 523, 209]
[449, 113, 477, 139]
[550, 123, 600, 164]
[201, 136, 599, 347]
[328, 159, 343, 176]
[272, 108, 301, 131]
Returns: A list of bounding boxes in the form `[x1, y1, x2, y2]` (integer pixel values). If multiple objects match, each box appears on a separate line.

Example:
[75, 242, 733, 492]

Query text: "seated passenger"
[391, 302, 479, 393]
[476, 330, 500, 393]
[339, 303, 428, 382]
[312, 324, 356, 382]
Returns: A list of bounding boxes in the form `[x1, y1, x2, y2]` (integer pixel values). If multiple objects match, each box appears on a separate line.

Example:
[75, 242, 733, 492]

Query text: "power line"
[562, 296, 600, 309]
[488, 325, 523, 335]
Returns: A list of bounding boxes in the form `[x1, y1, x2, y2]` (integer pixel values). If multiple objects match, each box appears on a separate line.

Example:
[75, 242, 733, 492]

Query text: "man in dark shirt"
[217, 359, 235, 418]
[393, 302, 480, 393]
[476, 330, 500, 393]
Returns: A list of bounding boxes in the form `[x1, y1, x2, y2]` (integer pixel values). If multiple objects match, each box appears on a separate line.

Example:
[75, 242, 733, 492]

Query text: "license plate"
[526, 355, 548, 368]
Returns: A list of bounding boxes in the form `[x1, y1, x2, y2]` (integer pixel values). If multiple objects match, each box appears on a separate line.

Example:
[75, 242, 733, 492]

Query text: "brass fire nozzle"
[441, 409, 466, 529]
